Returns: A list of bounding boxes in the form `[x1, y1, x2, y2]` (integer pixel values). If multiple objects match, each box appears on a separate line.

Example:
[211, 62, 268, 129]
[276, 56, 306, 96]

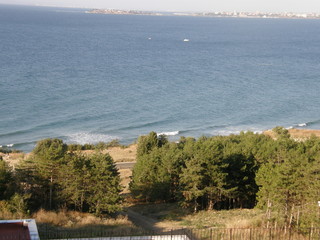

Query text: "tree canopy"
[130, 128, 320, 227]
[14, 139, 122, 215]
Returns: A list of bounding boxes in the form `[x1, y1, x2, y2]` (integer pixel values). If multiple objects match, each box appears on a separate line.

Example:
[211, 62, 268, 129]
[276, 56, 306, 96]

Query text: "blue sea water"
[1, 5, 320, 152]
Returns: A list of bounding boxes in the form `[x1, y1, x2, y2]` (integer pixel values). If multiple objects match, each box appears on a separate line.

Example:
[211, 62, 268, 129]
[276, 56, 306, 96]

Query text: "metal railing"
[32, 227, 320, 240]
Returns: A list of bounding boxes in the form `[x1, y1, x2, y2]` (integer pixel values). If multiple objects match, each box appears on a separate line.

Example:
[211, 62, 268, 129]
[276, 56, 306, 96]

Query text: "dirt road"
[125, 209, 164, 233]
[116, 162, 135, 169]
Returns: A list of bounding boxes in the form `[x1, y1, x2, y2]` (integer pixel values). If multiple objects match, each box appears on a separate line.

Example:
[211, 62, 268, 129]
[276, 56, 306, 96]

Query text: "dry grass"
[33, 209, 146, 238]
[288, 128, 320, 139]
[0, 210, 25, 220]
[178, 209, 265, 229]
[129, 203, 266, 229]
[0, 204, 25, 220]
[33, 209, 145, 237]
[3, 144, 136, 173]
[104, 144, 137, 162]
[33, 209, 132, 228]
[264, 128, 320, 140]
[0, 152, 27, 168]
[75, 144, 137, 163]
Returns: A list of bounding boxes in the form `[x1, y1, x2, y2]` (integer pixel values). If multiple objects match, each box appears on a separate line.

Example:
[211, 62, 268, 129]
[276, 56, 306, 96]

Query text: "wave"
[0, 129, 34, 138]
[211, 126, 264, 136]
[157, 131, 179, 136]
[290, 120, 320, 128]
[212, 130, 242, 136]
[206, 124, 231, 130]
[287, 123, 307, 129]
[65, 132, 120, 145]
[116, 119, 172, 132]
[0, 144, 14, 148]
[0, 118, 76, 138]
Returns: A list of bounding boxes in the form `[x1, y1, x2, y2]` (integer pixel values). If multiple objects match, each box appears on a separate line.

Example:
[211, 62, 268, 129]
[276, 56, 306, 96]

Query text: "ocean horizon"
[1, 4, 320, 152]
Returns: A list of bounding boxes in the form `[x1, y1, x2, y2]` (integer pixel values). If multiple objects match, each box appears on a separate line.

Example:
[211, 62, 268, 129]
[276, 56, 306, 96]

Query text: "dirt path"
[125, 209, 164, 233]
[116, 162, 136, 169]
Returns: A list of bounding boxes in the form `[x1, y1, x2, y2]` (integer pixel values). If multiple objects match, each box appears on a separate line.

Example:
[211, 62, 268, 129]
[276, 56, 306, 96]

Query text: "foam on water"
[157, 131, 179, 136]
[66, 132, 120, 145]
[0, 144, 14, 148]
[2, 6, 320, 152]
[211, 126, 264, 136]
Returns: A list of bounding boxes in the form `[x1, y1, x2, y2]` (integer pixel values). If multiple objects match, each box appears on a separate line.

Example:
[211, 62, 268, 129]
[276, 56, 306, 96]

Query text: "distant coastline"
[86, 9, 320, 19]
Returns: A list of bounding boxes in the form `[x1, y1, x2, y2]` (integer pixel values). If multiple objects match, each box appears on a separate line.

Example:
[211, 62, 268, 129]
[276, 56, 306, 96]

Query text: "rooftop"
[0, 219, 40, 240]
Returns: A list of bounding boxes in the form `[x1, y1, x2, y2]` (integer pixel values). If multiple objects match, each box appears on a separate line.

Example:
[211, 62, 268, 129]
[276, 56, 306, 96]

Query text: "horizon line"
[1, 3, 320, 15]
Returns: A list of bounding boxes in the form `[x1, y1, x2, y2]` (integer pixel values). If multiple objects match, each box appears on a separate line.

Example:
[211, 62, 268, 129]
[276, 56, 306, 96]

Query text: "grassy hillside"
[127, 203, 266, 229]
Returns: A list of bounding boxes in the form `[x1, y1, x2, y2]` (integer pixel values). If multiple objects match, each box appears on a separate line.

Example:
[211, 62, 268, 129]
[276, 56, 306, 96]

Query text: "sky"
[0, 0, 319, 13]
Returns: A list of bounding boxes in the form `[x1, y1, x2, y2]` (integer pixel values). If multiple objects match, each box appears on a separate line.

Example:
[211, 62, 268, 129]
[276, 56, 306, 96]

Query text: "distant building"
[0, 219, 40, 240]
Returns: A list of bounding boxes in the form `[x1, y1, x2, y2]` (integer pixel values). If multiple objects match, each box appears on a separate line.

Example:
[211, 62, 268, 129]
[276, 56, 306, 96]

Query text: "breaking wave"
[66, 132, 120, 145]
[157, 131, 179, 136]
[211, 127, 264, 136]
[0, 144, 14, 148]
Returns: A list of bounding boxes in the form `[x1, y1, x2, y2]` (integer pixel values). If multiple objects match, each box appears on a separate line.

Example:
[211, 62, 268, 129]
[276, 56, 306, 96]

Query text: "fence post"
[288, 228, 291, 240]
[269, 227, 272, 240]
[308, 228, 311, 240]
[229, 228, 232, 240]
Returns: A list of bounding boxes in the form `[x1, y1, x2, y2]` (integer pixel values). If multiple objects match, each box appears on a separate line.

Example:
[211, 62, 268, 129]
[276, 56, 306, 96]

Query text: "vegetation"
[34, 209, 143, 238]
[0, 147, 22, 154]
[67, 139, 124, 152]
[0, 138, 122, 217]
[130, 128, 320, 228]
[128, 203, 265, 228]
[3, 127, 320, 231]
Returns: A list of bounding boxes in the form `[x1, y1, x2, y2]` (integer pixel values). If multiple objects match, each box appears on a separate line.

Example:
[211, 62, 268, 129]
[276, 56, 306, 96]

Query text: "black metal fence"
[38, 228, 320, 240]
[39, 228, 188, 240]
[4, 228, 320, 240]
[189, 228, 320, 240]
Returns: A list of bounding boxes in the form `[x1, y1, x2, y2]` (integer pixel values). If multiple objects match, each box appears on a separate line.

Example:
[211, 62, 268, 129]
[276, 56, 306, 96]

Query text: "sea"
[1, 4, 320, 152]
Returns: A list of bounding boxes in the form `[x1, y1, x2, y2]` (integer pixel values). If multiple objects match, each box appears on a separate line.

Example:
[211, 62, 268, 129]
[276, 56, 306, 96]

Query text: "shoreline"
[2, 128, 320, 170]
[2, 128, 320, 155]
[86, 9, 320, 20]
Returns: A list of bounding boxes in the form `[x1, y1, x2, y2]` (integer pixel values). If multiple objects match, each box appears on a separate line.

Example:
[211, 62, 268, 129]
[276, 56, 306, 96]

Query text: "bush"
[68, 144, 83, 152]
[0, 147, 21, 154]
[82, 144, 95, 150]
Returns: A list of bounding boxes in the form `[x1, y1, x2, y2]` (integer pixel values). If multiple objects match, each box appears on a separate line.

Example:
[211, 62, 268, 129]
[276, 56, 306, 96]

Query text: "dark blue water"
[1, 5, 320, 152]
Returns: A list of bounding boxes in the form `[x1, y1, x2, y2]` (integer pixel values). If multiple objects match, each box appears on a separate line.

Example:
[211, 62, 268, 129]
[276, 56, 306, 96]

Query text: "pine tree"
[136, 131, 159, 157]
[0, 157, 14, 200]
[59, 153, 89, 211]
[32, 138, 67, 209]
[85, 153, 122, 215]
[180, 156, 205, 212]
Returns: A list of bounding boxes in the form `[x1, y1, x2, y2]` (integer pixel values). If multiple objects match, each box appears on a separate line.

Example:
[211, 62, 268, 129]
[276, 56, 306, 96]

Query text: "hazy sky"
[0, 0, 319, 13]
